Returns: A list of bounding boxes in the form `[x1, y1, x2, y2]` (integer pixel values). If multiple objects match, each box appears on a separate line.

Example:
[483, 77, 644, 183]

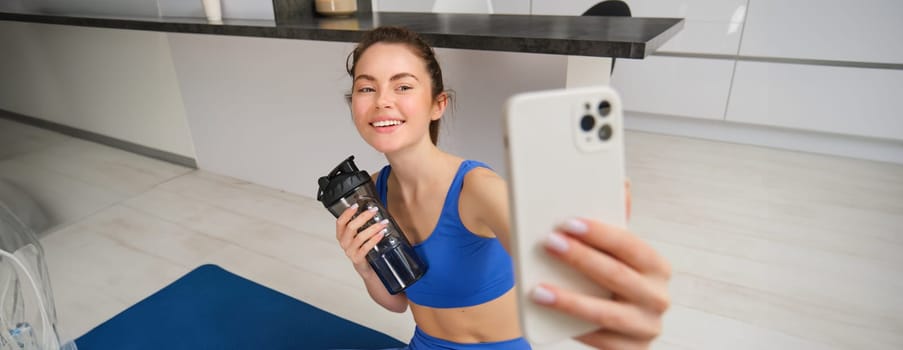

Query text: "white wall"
[0, 0, 29, 12]
[740, 0, 903, 64]
[533, 0, 903, 163]
[157, 0, 275, 20]
[375, 0, 530, 14]
[532, 0, 746, 55]
[0, 21, 196, 158]
[727, 61, 903, 141]
[611, 56, 734, 120]
[5, 0, 902, 187]
[26, 0, 159, 17]
[14, 0, 275, 20]
[167, 32, 566, 198]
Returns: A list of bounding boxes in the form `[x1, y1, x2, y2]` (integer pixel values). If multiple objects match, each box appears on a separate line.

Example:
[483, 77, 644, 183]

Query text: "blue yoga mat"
[76, 264, 407, 350]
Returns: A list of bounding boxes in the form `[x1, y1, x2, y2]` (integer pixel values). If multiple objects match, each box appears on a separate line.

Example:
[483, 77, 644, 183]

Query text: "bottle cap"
[316, 155, 372, 207]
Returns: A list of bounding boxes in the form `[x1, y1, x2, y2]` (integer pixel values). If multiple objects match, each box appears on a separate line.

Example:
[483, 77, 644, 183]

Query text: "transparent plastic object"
[0, 205, 77, 350]
[318, 156, 427, 294]
[335, 192, 426, 295]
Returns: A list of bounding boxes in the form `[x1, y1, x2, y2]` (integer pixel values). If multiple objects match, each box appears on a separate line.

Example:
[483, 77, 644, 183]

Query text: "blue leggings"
[401, 327, 532, 350]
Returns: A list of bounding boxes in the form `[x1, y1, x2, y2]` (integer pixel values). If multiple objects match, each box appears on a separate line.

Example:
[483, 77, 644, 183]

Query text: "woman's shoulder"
[464, 163, 501, 182]
[461, 161, 507, 199]
[370, 163, 393, 183]
[458, 162, 509, 234]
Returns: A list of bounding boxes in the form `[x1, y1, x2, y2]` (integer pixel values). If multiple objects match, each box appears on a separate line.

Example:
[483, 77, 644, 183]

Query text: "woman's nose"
[376, 90, 393, 109]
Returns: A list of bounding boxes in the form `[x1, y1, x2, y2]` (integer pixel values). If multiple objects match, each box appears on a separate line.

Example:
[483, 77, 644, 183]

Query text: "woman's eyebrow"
[390, 73, 419, 81]
[353, 74, 375, 83]
[354, 73, 418, 83]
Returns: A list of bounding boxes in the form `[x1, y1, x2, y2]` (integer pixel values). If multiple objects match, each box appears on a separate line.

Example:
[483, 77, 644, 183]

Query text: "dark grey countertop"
[0, 11, 683, 58]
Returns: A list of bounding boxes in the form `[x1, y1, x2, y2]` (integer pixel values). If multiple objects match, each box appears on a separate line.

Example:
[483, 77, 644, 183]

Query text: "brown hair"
[346, 26, 450, 145]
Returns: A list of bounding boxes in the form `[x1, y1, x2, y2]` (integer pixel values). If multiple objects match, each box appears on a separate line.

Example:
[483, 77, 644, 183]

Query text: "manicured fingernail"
[545, 232, 569, 253]
[559, 218, 588, 235]
[368, 206, 379, 212]
[379, 219, 389, 225]
[531, 286, 556, 305]
[350, 203, 359, 209]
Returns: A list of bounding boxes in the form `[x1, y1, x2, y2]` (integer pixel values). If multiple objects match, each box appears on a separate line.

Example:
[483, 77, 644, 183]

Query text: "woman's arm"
[533, 218, 671, 348]
[461, 169, 669, 348]
[357, 261, 410, 313]
[458, 168, 513, 253]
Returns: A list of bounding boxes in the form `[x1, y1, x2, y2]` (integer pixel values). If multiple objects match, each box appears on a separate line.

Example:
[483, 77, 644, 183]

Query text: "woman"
[335, 26, 671, 349]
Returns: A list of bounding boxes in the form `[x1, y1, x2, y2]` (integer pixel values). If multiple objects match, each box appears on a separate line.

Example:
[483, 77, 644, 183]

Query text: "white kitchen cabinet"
[532, 0, 744, 18]
[726, 61, 903, 141]
[655, 20, 741, 55]
[374, 0, 530, 14]
[532, 0, 748, 55]
[611, 55, 734, 120]
[530, 0, 613, 15]
[374, 0, 435, 13]
[740, 0, 903, 64]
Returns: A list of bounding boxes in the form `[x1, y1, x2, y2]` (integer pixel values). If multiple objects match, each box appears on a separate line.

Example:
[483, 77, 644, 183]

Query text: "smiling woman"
[331, 26, 670, 350]
[345, 28, 451, 148]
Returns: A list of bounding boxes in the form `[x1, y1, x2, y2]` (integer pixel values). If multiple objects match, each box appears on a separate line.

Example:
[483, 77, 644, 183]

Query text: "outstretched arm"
[458, 168, 513, 253]
[533, 192, 671, 349]
[463, 170, 669, 348]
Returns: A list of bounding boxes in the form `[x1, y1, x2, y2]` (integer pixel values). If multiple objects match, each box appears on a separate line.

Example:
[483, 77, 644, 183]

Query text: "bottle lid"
[316, 155, 371, 207]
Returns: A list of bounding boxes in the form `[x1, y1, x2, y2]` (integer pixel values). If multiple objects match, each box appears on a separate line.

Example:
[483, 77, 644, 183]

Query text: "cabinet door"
[611, 56, 734, 120]
[375, 0, 530, 14]
[18, 0, 159, 17]
[531, 0, 748, 55]
[740, 0, 903, 64]
[726, 61, 903, 141]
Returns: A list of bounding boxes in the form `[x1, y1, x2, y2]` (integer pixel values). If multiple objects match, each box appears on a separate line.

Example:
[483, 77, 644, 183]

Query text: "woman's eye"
[397, 85, 413, 92]
[357, 87, 375, 93]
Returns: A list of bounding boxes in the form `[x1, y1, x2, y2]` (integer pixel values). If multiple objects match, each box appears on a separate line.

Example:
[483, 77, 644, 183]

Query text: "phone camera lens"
[580, 115, 595, 132]
[598, 124, 613, 141]
[598, 100, 612, 117]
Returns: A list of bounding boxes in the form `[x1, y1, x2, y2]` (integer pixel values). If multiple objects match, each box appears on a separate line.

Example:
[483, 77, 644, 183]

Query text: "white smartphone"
[504, 86, 627, 346]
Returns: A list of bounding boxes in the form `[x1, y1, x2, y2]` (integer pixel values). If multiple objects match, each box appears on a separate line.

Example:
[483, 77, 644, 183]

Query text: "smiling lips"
[370, 119, 405, 133]
[372, 120, 403, 127]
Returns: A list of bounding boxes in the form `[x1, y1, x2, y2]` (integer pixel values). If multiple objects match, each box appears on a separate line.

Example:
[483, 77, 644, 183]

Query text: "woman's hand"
[335, 204, 389, 275]
[531, 181, 672, 349]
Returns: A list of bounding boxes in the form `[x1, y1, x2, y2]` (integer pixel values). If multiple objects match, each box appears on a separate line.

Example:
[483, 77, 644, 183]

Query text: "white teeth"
[372, 120, 402, 127]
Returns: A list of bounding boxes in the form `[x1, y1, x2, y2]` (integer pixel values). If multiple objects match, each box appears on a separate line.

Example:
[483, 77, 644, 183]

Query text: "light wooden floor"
[2, 118, 901, 349]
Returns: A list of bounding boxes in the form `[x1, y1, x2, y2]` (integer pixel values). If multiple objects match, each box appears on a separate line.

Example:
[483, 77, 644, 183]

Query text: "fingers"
[624, 179, 632, 222]
[336, 206, 379, 248]
[347, 220, 387, 262]
[532, 283, 662, 341]
[544, 233, 670, 313]
[336, 205, 389, 268]
[557, 218, 670, 279]
[575, 329, 649, 350]
[335, 204, 359, 240]
[349, 206, 381, 230]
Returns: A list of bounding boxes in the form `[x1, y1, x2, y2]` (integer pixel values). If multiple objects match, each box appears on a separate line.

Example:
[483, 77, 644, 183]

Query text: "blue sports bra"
[376, 160, 515, 308]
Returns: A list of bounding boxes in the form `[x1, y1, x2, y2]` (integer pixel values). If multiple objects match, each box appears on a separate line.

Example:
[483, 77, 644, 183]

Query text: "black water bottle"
[317, 156, 427, 294]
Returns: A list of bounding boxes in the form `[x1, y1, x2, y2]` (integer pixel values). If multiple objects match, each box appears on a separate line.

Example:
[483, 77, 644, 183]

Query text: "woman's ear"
[431, 92, 449, 121]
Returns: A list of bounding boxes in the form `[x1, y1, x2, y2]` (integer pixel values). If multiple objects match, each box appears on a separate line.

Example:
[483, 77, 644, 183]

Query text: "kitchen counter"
[0, 10, 683, 58]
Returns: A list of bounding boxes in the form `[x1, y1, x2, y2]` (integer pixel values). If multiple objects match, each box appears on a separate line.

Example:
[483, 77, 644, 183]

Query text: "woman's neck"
[385, 139, 456, 194]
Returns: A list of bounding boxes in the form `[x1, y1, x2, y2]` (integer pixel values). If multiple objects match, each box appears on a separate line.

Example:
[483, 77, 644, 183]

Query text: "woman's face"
[350, 43, 444, 154]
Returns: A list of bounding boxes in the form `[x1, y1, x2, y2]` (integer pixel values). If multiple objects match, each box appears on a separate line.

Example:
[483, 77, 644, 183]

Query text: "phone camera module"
[598, 124, 613, 141]
[597, 100, 612, 117]
[580, 114, 596, 132]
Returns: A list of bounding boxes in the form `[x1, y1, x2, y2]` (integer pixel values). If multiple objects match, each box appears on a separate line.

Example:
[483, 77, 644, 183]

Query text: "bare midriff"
[409, 287, 522, 343]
